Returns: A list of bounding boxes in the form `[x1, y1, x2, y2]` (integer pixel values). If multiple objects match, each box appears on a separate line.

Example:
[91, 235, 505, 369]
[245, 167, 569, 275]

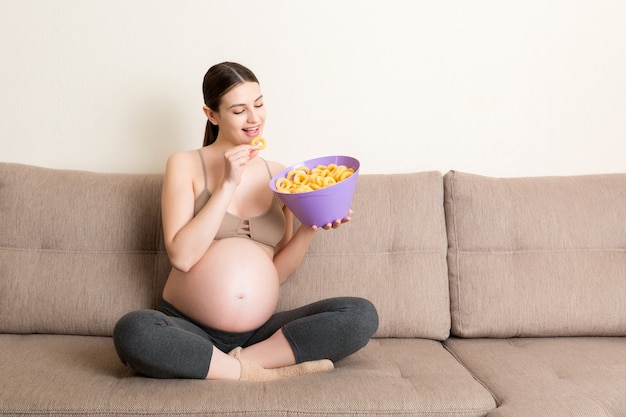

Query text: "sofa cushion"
[1, 163, 450, 339]
[0, 334, 496, 416]
[0, 163, 171, 336]
[0, 164, 168, 335]
[445, 337, 626, 416]
[279, 172, 451, 339]
[444, 171, 626, 338]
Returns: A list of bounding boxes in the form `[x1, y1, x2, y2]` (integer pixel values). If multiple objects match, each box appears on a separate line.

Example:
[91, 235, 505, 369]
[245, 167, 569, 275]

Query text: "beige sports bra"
[193, 150, 286, 250]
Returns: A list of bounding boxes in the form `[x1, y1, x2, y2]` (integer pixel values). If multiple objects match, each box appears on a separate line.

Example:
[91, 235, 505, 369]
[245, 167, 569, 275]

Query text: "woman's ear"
[203, 106, 219, 125]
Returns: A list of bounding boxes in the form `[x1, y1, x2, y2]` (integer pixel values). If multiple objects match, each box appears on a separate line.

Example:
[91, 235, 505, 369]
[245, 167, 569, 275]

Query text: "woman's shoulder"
[167, 147, 210, 168]
[263, 159, 286, 177]
[164, 149, 204, 179]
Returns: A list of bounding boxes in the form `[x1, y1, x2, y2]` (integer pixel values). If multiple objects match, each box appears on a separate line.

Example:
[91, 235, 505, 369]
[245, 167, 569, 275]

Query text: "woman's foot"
[229, 347, 334, 381]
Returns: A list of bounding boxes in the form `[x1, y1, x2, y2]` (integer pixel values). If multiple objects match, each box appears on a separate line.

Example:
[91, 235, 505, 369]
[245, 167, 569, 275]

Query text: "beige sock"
[228, 347, 334, 381]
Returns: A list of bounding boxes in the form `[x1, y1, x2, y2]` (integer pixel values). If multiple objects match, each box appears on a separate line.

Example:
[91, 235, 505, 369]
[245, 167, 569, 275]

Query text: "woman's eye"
[255, 103, 264, 108]
[233, 109, 245, 115]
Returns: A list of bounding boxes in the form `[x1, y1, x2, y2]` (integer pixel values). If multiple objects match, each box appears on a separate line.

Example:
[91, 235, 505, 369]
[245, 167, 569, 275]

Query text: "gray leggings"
[113, 297, 378, 379]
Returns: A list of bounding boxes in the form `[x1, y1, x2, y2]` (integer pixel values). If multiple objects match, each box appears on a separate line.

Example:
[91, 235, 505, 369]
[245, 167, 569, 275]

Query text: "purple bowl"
[269, 155, 360, 227]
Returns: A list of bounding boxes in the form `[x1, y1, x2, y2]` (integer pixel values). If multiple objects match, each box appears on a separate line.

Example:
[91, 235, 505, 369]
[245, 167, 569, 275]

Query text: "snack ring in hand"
[250, 137, 266, 149]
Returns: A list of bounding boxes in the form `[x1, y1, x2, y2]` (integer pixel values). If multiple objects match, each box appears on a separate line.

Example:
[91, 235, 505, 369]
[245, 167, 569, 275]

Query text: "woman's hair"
[202, 62, 259, 147]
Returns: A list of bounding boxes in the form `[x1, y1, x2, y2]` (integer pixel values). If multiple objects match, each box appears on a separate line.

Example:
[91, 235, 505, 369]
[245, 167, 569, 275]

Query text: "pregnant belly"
[162, 238, 280, 332]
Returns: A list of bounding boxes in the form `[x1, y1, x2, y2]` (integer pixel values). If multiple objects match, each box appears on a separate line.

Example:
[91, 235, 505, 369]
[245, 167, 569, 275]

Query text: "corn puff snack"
[250, 137, 266, 149]
[275, 163, 355, 194]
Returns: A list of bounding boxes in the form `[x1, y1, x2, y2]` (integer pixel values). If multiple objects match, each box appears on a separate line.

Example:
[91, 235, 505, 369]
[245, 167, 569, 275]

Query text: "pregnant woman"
[113, 62, 378, 381]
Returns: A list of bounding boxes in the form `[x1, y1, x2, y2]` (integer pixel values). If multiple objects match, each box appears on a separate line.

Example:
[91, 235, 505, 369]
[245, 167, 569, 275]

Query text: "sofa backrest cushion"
[279, 171, 451, 340]
[0, 163, 170, 336]
[444, 170, 626, 338]
[1, 163, 450, 340]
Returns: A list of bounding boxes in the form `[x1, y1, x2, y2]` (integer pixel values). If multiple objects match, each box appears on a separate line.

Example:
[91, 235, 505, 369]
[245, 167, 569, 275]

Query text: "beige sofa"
[1, 161, 626, 417]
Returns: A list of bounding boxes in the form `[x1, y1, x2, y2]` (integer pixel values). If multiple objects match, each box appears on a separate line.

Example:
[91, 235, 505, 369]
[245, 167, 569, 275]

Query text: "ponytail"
[203, 120, 218, 147]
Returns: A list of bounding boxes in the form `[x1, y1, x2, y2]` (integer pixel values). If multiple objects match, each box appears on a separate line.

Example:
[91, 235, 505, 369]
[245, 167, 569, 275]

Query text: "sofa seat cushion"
[0, 335, 495, 417]
[445, 337, 626, 416]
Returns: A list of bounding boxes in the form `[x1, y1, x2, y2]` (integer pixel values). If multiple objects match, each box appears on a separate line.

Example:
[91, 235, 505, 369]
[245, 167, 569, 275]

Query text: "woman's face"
[206, 81, 266, 145]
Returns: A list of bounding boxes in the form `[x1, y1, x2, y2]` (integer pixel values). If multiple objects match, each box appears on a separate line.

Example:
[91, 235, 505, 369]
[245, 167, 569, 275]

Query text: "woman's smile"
[243, 126, 261, 137]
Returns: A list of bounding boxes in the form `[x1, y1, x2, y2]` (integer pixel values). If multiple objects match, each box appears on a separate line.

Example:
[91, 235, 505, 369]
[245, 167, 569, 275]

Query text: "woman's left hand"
[312, 209, 353, 231]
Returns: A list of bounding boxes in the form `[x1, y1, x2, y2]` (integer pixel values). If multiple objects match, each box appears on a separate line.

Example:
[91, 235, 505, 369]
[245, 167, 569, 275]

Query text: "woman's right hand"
[223, 145, 259, 185]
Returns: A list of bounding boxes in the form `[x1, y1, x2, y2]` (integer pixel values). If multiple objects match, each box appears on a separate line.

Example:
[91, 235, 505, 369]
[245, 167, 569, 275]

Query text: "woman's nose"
[248, 108, 261, 123]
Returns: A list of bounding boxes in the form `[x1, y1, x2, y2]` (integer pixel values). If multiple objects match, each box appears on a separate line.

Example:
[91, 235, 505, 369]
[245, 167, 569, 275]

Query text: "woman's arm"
[272, 208, 317, 283]
[273, 208, 353, 283]
[161, 151, 238, 272]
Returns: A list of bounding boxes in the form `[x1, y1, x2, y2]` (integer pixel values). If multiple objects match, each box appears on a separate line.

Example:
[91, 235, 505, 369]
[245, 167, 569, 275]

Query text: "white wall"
[1, 0, 624, 176]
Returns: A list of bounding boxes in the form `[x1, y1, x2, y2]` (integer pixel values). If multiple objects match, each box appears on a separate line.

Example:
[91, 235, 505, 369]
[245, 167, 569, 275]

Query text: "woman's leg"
[238, 327, 296, 368]
[242, 297, 379, 365]
[113, 309, 333, 380]
[113, 309, 228, 379]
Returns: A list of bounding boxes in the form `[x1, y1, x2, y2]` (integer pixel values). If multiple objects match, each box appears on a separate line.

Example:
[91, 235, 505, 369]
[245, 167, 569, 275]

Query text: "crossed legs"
[113, 297, 378, 380]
